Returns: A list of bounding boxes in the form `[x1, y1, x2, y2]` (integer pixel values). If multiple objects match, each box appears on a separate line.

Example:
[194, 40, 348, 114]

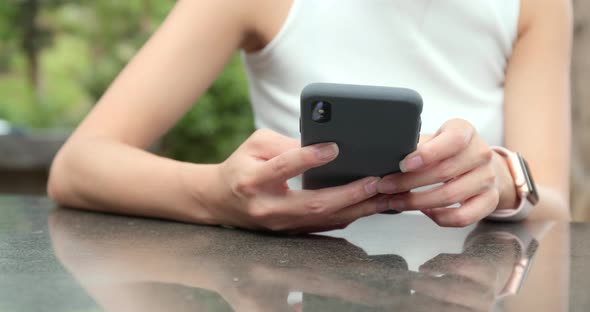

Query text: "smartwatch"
[486, 146, 540, 222]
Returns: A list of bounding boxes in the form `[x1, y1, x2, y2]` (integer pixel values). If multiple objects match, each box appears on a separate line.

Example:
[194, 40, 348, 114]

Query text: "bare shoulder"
[518, 0, 573, 37]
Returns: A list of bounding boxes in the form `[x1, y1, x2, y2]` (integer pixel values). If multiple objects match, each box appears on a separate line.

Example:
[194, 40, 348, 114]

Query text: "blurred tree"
[0, 0, 253, 162]
[0, 2, 19, 73]
[1, 0, 61, 99]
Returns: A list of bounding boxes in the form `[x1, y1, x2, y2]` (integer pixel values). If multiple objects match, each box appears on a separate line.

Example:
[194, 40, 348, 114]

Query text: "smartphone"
[300, 83, 423, 190]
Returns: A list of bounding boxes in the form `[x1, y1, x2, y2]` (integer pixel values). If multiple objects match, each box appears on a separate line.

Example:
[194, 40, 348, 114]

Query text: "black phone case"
[301, 83, 423, 190]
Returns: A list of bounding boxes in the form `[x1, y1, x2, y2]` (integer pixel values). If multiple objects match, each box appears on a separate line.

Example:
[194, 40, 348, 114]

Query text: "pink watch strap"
[486, 191, 533, 222]
[485, 146, 534, 222]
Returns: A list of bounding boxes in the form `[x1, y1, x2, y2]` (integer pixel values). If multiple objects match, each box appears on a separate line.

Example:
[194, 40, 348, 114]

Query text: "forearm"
[527, 185, 570, 221]
[48, 138, 219, 224]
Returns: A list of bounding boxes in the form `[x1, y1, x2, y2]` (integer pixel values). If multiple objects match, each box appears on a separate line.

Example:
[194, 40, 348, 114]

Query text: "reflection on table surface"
[47, 208, 569, 312]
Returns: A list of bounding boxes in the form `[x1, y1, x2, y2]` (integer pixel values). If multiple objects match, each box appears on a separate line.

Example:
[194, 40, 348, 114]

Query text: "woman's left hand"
[377, 119, 515, 227]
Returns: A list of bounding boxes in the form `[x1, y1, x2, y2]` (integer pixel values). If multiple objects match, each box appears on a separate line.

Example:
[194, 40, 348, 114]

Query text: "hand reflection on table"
[410, 223, 542, 312]
[48, 209, 564, 312]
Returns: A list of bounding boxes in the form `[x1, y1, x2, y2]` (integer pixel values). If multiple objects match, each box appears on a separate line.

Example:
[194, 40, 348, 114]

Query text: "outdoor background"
[0, 0, 589, 220]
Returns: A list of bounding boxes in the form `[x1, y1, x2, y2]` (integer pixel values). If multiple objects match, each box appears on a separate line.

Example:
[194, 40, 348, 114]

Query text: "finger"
[324, 194, 393, 227]
[422, 189, 500, 228]
[400, 119, 475, 173]
[254, 177, 382, 232]
[247, 129, 300, 159]
[378, 143, 492, 194]
[284, 177, 382, 219]
[410, 274, 495, 311]
[255, 142, 339, 184]
[419, 254, 497, 287]
[385, 165, 496, 211]
[292, 195, 392, 232]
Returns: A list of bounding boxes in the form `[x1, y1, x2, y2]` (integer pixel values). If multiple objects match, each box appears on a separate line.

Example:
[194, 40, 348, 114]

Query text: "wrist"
[177, 162, 224, 225]
[492, 151, 519, 210]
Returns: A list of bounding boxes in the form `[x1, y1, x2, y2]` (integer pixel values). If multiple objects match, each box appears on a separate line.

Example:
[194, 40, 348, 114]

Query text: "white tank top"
[242, 0, 520, 189]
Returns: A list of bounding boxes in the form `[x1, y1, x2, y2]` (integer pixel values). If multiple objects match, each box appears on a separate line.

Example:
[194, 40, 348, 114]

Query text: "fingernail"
[389, 199, 406, 210]
[364, 177, 380, 195]
[400, 156, 423, 173]
[314, 143, 339, 161]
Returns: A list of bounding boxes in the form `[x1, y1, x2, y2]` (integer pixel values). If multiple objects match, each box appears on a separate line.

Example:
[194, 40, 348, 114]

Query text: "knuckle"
[489, 188, 500, 207]
[418, 145, 437, 164]
[247, 140, 262, 152]
[440, 186, 461, 205]
[248, 202, 274, 220]
[270, 155, 292, 177]
[394, 180, 410, 194]
[483, 166, 497, 185]
[366, 202, 380, 216]
[247, 131, 265, 149]
[350, 185, 369, 202]
[436, 162, 457, 181]
[378, 175, 394, 193]
[233, 175, 258, 197]
[248, 206, 267, 220]
[249, 129, 266, 143]
[449, 209, 474, 228]
[304, 194, 329, 215]
[429, 214, 445, 227]
[449, 131, 469, 150]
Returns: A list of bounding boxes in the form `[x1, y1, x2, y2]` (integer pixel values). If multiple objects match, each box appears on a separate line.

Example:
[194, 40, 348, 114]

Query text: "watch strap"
[486, 191, 534, 222]
[486, 146, 534, 222]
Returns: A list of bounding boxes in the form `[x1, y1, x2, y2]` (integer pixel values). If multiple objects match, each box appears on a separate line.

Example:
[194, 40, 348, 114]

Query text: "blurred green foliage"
[0, 0, 254, 163]
[159, 56, 254, 164]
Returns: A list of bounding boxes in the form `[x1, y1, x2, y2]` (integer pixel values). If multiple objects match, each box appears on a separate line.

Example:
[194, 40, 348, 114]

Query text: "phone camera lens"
[312, 101, 331, 123]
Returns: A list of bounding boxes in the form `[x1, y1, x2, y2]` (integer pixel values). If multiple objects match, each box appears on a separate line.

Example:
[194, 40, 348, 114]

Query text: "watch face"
[518, 154, 540, 205]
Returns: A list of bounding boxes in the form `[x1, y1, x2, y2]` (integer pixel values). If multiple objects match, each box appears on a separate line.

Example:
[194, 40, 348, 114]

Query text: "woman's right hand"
[193, 129, 388, 233]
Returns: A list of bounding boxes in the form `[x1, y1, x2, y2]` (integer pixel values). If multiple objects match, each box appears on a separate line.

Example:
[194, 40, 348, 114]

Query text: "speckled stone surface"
[0, 195, 588, 312]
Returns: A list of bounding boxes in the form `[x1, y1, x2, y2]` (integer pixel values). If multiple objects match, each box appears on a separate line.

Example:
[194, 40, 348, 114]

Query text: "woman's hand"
[377, 119, 516, 227]
[195, 129, 389, 233]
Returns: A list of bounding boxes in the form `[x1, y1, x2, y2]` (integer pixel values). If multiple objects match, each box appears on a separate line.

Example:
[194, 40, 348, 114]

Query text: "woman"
[48, 0, 572, 232]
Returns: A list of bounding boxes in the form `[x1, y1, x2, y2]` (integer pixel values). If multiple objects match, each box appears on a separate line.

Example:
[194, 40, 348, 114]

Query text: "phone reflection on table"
[48, 209, 567, 312]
